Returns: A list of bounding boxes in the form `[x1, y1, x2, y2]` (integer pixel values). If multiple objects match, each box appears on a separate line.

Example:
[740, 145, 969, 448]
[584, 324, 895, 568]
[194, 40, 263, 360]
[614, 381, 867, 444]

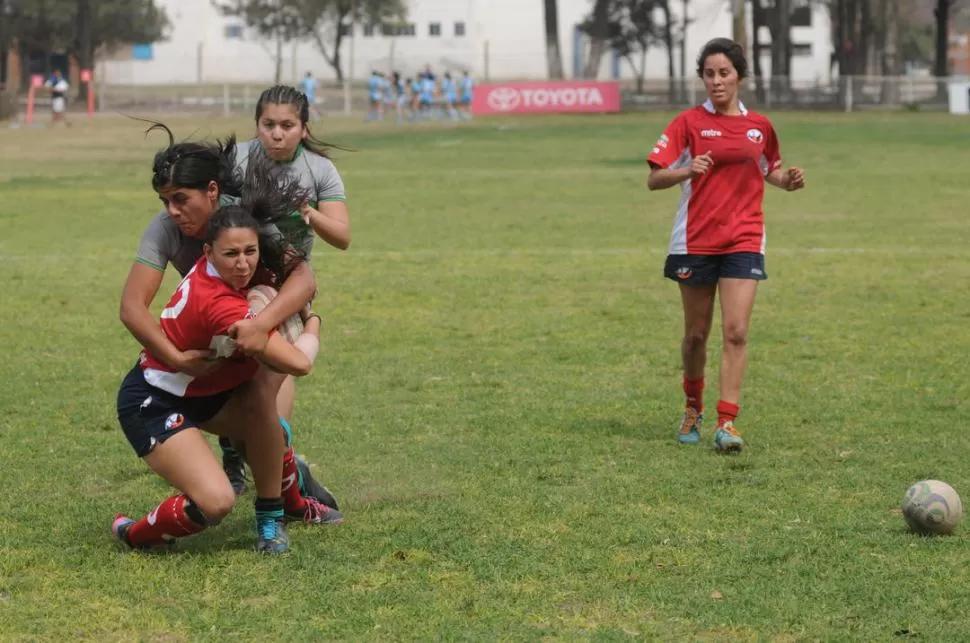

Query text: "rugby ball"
[901, 480, 963, 536]
[246, 285, 305, 344]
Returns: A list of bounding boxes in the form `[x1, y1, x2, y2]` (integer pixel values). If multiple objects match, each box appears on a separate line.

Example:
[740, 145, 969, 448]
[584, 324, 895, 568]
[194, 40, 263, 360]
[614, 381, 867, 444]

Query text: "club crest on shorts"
[164, 413, 185, 431]
[746, 128, 764, 144]
[675, 266, 693, 279]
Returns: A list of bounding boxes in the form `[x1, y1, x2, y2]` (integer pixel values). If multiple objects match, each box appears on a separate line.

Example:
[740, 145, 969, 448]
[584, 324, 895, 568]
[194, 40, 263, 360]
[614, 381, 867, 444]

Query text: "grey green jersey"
[235, 139, 347, 255]
[135, 196, 282, 277]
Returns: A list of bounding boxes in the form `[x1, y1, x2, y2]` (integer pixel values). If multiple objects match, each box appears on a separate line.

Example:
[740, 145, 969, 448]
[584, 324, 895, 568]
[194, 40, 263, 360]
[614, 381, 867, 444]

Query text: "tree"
[934, 0, 951, 77]
[6, 0, 167, 92]
[599, 0, 660, 93]
[75, 1, 168, 98]
[768, 0, 792, 92]
[581, 0, 609, 78]
[543, 0, 565, 79]
[751, 0, 768, 102]
[292, 0, 406, 82]
[213, 0, 304, 83]
[656, 0, 677, 102]
[214, 0, 405, 82]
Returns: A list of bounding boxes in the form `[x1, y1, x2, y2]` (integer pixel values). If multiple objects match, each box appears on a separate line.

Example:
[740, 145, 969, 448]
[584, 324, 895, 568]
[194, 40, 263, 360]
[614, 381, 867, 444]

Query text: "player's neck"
[711, 97, 742, 116]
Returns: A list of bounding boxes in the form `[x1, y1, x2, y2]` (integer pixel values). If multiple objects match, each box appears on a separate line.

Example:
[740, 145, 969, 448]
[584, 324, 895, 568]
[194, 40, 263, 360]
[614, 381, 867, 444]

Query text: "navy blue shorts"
[116, 365, 233, 457]
[664, 252, 767, 286]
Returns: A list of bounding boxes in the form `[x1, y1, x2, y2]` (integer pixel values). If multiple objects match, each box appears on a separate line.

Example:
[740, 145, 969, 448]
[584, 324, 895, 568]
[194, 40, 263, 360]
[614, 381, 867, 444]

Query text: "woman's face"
[157, 180, 219, 238]
[701, 53, 740, 110]
[204, 226, 260, 291]
[256, 103, 306, 161]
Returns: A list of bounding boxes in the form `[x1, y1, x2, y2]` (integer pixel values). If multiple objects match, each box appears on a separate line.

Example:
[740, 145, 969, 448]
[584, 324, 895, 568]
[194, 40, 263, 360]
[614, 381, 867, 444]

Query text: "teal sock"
[279, 417, 292, 447]
[254, 497, 284, 525]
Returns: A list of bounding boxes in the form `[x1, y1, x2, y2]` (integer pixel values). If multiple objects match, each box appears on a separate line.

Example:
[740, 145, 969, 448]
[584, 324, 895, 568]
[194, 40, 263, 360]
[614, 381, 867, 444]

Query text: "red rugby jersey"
[647, 99, 782, 255]
[139, 257, 262, 397]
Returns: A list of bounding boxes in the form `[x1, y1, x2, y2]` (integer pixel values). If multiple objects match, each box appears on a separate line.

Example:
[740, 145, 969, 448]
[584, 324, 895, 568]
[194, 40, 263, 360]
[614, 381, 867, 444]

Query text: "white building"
[101, 0, 833, 85]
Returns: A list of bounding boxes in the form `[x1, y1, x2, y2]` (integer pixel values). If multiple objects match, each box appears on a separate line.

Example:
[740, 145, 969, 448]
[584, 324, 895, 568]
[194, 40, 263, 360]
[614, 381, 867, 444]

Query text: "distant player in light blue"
[409, 75, 422, 118]
[301, 71, 321, 121]
[419, 71, 436, 119]
[388, 71, 407, 123]
[458, 71, 474, 120]
[367, 71, 384, 121]
[441, 72, 459, 120]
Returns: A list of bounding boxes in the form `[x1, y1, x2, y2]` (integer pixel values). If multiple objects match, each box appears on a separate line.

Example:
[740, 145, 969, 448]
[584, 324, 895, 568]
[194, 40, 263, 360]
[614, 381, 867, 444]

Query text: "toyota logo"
[487, 87, 521, 112]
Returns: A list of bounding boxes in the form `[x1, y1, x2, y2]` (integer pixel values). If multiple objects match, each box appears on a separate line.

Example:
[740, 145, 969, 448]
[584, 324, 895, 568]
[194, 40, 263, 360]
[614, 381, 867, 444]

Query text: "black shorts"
[664, 252, 767, 286]
[116, 365, 233, 457]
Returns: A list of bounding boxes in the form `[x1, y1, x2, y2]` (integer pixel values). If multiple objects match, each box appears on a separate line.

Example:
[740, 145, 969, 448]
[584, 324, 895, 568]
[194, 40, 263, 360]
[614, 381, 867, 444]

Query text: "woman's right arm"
[256, 314, 322, 376]
[119, 263, 214, 375]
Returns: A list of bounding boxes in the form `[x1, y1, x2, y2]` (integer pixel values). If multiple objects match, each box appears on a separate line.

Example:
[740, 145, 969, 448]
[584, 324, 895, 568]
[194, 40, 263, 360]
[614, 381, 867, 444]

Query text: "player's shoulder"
[302, 149, 338, 173]
[144, 209, 179, 236]
[744, 109, 775, 128]
[671, 105, 708, 126]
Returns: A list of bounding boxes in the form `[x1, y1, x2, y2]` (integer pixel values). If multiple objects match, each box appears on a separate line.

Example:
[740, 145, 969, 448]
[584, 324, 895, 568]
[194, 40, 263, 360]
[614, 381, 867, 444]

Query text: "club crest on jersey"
[746, 128, 764, 144]
[164, 413, 184, 431]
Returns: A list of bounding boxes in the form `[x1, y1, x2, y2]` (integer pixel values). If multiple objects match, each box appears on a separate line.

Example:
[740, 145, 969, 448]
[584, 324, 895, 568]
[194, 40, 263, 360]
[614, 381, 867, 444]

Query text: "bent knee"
[192, 482, 237, 522]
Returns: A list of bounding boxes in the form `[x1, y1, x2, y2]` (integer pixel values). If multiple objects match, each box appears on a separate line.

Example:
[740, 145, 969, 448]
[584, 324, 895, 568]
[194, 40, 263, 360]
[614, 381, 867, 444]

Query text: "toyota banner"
[472, 81, 622, 116]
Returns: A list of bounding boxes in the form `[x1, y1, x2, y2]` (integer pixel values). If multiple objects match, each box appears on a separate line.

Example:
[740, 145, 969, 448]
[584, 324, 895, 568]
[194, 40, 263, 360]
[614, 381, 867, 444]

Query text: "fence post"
[845, 76, 853, 113]
[223, 83, 230, 118]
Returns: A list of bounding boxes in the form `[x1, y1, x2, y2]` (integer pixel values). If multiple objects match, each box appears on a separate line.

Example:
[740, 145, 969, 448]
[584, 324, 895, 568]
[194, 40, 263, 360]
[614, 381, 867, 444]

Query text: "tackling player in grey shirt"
[240, 85, 351, 258]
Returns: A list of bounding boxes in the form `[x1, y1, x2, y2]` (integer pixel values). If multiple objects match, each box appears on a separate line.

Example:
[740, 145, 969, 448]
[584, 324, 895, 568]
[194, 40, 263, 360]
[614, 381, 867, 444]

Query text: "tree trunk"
[768, 0, 785, 96]
[311, 32, 344, 82]
[779, 0, 791, 91]
[858, 0, 871, 77]
[582, 0, 608, 78]
[881, 0, 900, 103]
[680, 0, 689, 102]
[845, 0, 858, 74]
[934, 0, 950, 78]
[658, 0, 676, 102]
[627, 54, 645, 93]
[75, 0, 94, 100]
[751, 0, 766, 103]
[543, 0, 565, 79]
[731, 0, 747, 59]
[274, 34, 283, 83]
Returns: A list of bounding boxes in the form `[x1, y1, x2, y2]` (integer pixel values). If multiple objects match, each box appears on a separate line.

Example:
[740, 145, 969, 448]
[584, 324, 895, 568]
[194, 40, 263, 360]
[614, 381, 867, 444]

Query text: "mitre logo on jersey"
[746, 128, 764, 144]
[700, 129, 722, 138]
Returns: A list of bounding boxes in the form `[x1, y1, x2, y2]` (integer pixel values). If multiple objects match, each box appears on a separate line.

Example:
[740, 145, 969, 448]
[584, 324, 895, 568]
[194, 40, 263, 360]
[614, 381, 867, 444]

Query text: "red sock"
[716, 400, 740, 427]
[127, 494, 205, 546]
[683, 376, 704, 413]
[282, 447, 306, 514]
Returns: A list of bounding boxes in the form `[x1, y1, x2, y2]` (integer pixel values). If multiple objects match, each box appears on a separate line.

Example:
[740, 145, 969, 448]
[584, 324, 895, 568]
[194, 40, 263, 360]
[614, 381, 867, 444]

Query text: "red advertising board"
[472, 81, 621, 115]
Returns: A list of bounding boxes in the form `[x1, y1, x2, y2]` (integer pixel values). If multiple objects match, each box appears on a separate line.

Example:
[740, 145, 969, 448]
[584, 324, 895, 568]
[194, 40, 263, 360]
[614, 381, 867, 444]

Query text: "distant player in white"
[45, 69, 71, 127]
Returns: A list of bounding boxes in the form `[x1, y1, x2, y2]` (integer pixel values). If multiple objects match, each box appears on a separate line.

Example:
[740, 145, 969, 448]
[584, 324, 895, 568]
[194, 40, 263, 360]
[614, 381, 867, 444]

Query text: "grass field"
[1, 110, 970, 641]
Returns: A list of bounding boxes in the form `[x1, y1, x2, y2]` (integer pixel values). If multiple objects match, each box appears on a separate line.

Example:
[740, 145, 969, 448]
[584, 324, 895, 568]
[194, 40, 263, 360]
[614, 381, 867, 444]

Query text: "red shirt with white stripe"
[139, 257, 264, 397]
[647, 99, 782, 255]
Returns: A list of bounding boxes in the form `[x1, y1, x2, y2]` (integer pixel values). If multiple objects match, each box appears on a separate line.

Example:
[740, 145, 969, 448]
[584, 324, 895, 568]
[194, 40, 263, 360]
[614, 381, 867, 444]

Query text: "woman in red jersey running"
[646, 38, 805, 453]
